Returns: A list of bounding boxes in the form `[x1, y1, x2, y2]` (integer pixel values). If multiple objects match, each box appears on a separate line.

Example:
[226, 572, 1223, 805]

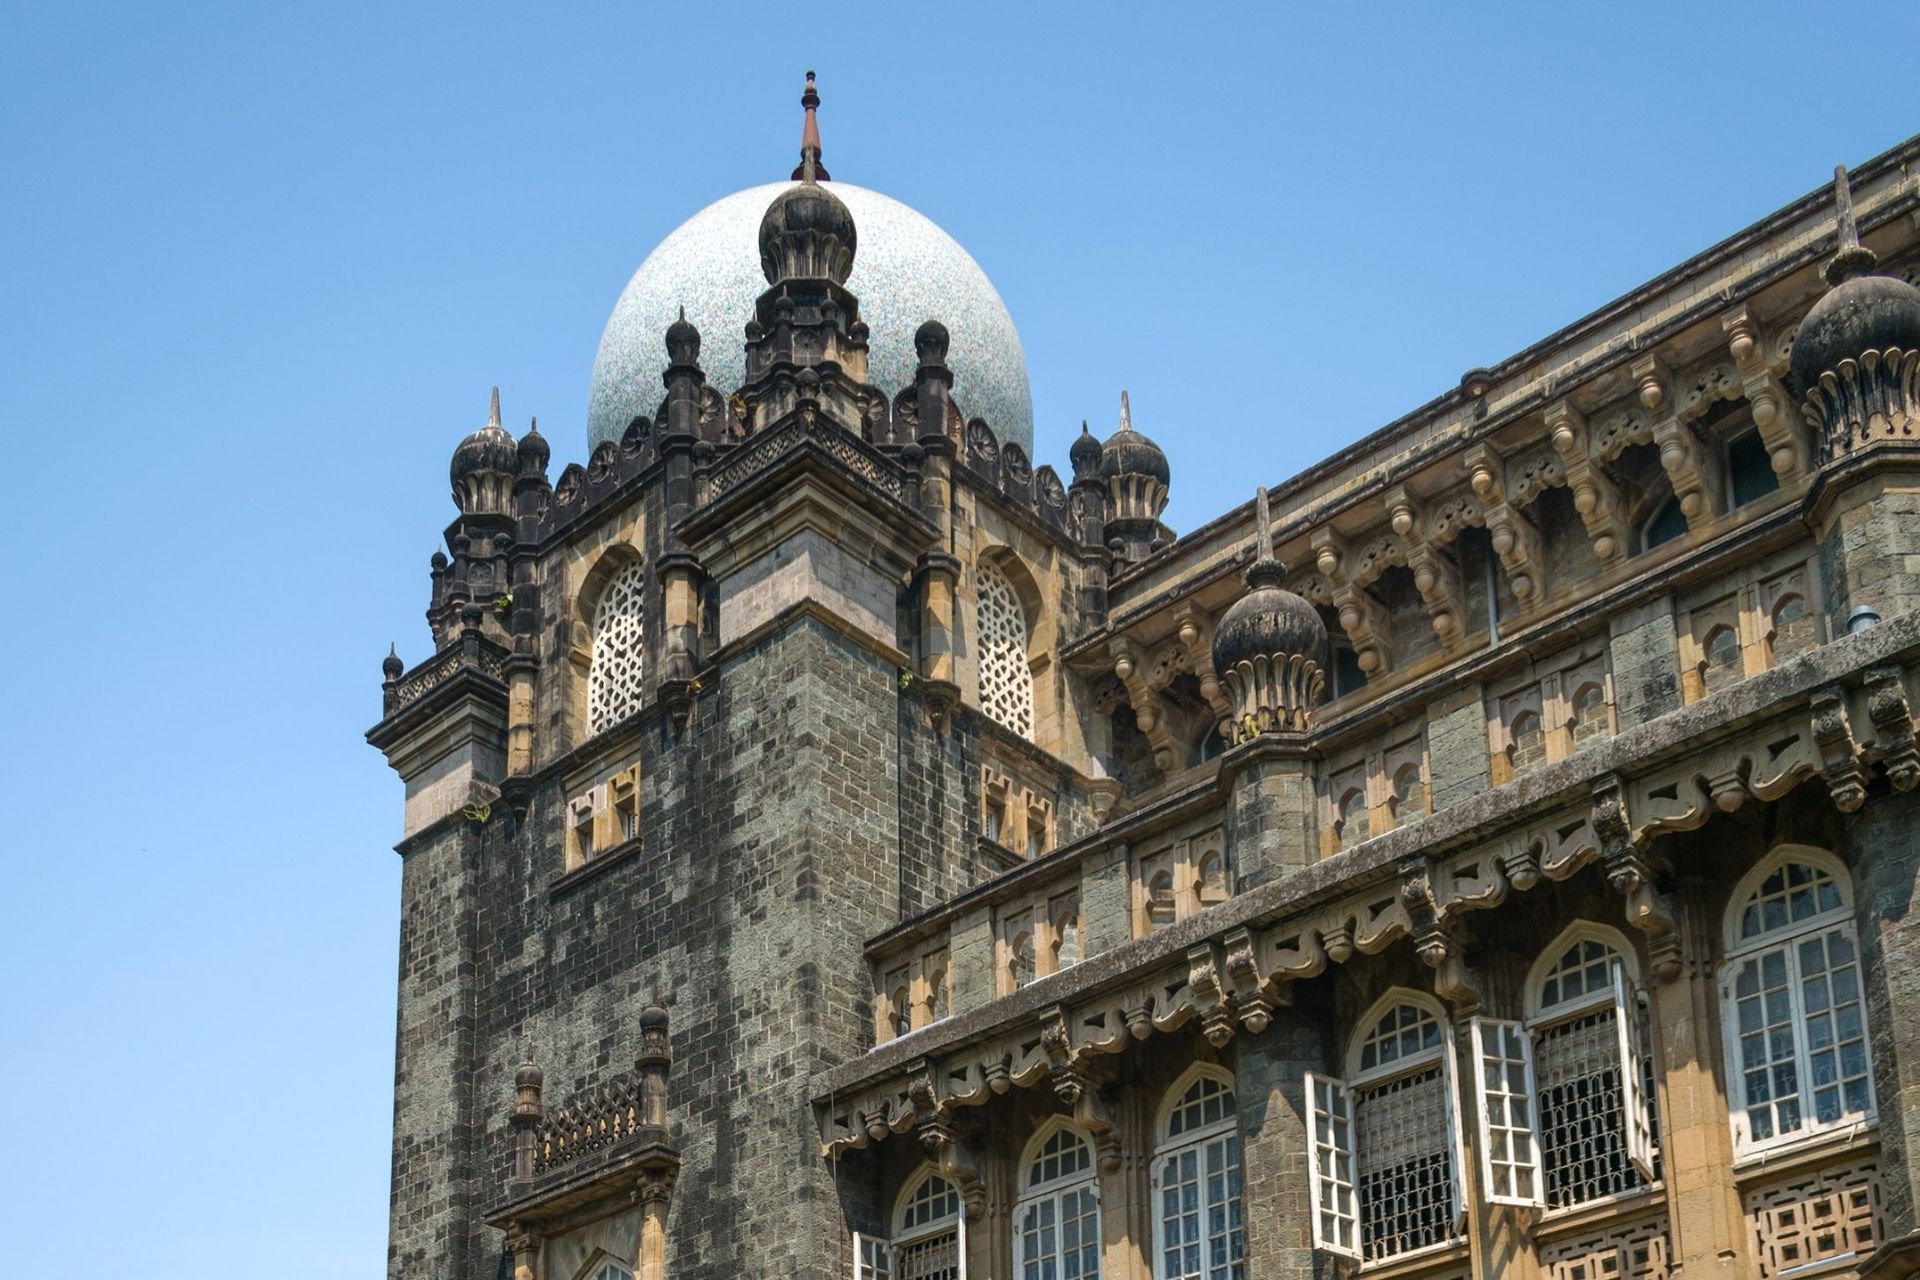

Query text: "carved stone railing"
[534, 1073, 649, 1176]
[386, 633, 510, 714]
[701, 411, 905, 504]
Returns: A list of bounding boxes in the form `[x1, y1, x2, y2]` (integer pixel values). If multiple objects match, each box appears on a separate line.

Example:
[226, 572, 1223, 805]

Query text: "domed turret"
[665, 306, 702, 367]
[1101, 390, 1170, 487]
[1212, 488, 1326, 740]
[516, 417, 550, 476]
[450, 387, 517, 514]
[1070, 421, 1103, 479]
[1791, 166, 1920, 395]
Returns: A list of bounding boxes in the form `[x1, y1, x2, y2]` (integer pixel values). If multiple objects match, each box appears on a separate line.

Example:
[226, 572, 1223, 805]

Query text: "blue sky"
[3, 3, 1914, 1273]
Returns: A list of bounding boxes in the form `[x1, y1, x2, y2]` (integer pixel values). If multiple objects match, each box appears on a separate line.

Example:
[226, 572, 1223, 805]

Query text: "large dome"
[587, 182, 1033, 450]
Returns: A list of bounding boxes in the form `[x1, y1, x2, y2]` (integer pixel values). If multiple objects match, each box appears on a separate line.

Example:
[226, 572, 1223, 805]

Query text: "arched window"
[1701, 624, 1743, 696]
[1306, 995, 1463, 1263]
[588, 1263, 634, 1280]
[1016, 1125, 1101, 1280]
[1722, 851, 1875, 1155]
[976, 557, 1036, 739]
[874, 1169, 964, 1280]
[1335, 786, 1369, 847]
[1768, 593, 1815, 662]
[1526, 929, 1659, 1208]
[1388, 763, 1425, 823]
[1147, 870, 1177, 930]
[1508, 709, 1546, 772]
[587, 559, 647, 734]
[1569, 680, 1610, 748]
[1153, 1069, 1244, 1280]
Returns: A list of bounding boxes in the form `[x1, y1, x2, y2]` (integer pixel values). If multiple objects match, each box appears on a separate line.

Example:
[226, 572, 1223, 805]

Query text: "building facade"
[370, 81, 1920, 1280]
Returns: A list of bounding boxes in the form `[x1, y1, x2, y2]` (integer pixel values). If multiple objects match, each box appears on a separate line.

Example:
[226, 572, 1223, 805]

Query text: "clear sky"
[3, 3, 1915, 1273]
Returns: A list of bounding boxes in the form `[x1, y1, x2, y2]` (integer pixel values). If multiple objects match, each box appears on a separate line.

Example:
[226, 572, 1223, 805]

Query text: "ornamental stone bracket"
[1462, 446, 1549, 608]
[1632, 355, 1726, 535]
[1383, 486, 1472, 648]
[1545, 399, 1632, 565]
[1723, 305, 1810, 483]
[817, 647, 1920, 1159]
[1109, 638, 1179, 771]
[1311, 527, 1393, 677]
[1171, 606, 1232, 724]
[908, 1068, 986, 1220]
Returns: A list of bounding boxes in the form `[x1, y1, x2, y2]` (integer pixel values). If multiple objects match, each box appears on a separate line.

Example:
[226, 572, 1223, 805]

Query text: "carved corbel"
[1187, 943, 1237, 1047]
[1593, 775, 1681, 980]
[637, 1163, 679, 1205]
[1463, 447, 1548, 607]
[1865, 665, 1920, 791]
[1110, 638, 1177, 772]
[1221, 927, 1284, 1034]
[505, 1225, 542, 1280]
[910, 1072, 985, 1220]
[1039, 1006, 1091, 1104]
[1812, 686, 1870, 811]
[1545, 400, 1631, 564]
[1723, 306, 1809, 483]
[1073, 1088, 1122, 1174]
[1633, 355, 1723, 533]
[1384, 486, 1471, 645]
[1400, 857, 1483, 1013]
[1174, 607, 1232, 719]
[1312, 527, 1392, 675]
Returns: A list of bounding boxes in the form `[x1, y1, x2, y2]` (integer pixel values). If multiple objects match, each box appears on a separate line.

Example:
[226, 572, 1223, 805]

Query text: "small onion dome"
[758, 180, 857, 286]
[1211, 488, 1327, 736]
[451, 387, 518, 486]
[517, 418, 550, 475]
[382, 643, 404, 680]
[664, 307, 702, 367]
[1791, 165, 1920, 390]
[1070, 421, 1103, 478]
[1100, 391, 1170, 486]
[515, 1060, 544, 1090]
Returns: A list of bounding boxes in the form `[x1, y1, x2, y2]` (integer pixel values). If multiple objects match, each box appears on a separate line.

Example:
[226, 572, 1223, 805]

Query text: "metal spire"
[1825, 162, 1878, 286]
[1119, 389, 1133, 433]
[488, 386, 501, 429]
[791, 70, 830, 183]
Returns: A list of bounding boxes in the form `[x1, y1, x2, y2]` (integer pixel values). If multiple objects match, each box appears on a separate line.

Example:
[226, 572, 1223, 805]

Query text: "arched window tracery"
[976, 556, 1035, 739]
[587, 559, 647, 734]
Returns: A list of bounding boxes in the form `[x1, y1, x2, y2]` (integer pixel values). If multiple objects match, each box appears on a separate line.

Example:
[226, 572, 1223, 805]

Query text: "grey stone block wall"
[1426, 688, 1490, 812]
[1853, 784, 1920, 1235]
[1609, 595, 1681, 730]
[1234, 1008, 1335, 1280]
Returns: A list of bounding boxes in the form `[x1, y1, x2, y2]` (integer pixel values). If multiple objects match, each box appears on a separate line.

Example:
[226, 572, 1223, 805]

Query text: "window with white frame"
[589, 1263, 635, 1280]
[976, 557, 1035, 739]
[1016, 1125, 1101, 1280]
[1527, 930, 1659, 1208]
[862, 1169, 966, 1280]
[1153, 1070, 1244, 1280]
[588, 558, 648, 734]
[1306, 995, 1464, 1264]
[1722, 850, 1875, 1156]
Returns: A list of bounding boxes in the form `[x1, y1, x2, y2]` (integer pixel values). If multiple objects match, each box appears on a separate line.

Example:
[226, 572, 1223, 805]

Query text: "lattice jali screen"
[1539, 1217, 1672, 1280]
[1746, 1158, 1884, 1277]
[1355, 1066, 1454, 1261]
[897, 1230, 960, 1280]
[1536, 1009, 1654, 1207]
[587, 561, 647, 733]
[975, 558, 1034, 738]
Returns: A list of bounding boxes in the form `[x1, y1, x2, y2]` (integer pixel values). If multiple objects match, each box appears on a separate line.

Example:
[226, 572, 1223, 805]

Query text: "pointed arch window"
[589, 1264, 635, 1280]
[1722, 851, 1875, 1156]
[1305, 995, 1464, 1263]
[976, 557, 1035, 739]
[1016, 1126, 1101, 1280]
[587, 559, 648, 733]
[1153, 1070, 1244, 1280]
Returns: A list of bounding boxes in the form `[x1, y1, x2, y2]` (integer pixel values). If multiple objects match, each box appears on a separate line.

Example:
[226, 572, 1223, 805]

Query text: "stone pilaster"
[1222, 737, 1318, 888]
[1854, 787, 1920, 1235]
[1234, 1016, 1335, 1280]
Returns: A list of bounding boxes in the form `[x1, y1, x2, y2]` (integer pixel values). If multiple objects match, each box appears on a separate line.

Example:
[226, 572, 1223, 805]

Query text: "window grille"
[976, 558, 1035, 739]
[1018, 1129, 1100, 1280]
[1155, 1074, 1244, 1280]
[587, 560, 647, 733]
[897, 1232, 960, 1280]
[1745, 1158, 1883, 1277]
[1355, 1065, 1456, 1260]
[1539, 1217, 1672, 1280]
[1723, 855, 1874, 1155]
[887, 1171, 966, 1280]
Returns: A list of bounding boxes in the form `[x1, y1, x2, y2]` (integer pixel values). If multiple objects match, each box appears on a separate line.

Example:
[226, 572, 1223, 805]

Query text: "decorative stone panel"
[1744, 1158, 1884, 1277]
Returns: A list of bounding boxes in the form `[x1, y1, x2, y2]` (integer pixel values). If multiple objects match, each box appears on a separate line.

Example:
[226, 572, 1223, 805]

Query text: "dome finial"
[1826, 163, 1878, 286]
[1246, 486, 1287, 589]
[1119, 389, 1132, 433]
[488, 386, 501, 429]
[791, 69, 830, 183]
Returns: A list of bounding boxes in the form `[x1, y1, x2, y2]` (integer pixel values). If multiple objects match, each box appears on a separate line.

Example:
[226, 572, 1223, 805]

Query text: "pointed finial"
[791, 69, 830, 183]
[488, 386, 501, 429]
[1245, 486, 1286, 588]
[1825, 162, 1878, 285]
[1119, 389, 1133, 433]
[383, 642, 403, 680]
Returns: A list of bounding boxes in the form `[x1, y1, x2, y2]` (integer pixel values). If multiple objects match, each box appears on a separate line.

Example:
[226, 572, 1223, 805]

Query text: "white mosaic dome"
[587, 182, 1033, 450]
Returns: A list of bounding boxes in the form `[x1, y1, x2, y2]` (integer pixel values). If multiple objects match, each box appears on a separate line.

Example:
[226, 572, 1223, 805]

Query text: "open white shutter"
[1612, 967, 1658, 1180]
[1304, 1071, 1361, 1260]
[852, 1232, 892, 1280]
[1438, 1029, 1469, 1231]
[1469, 1017, 1544, 1207]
